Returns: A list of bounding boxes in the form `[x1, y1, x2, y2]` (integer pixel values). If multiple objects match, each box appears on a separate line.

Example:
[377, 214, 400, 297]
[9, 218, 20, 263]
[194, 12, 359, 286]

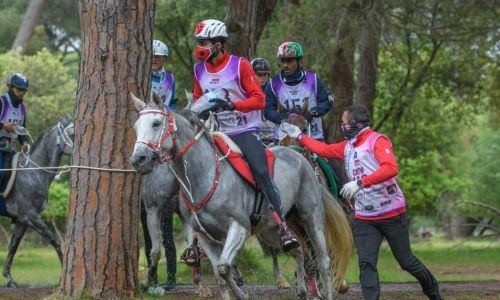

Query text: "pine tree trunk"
[11, 0, 46, 53]
[59, 0, 154, 298]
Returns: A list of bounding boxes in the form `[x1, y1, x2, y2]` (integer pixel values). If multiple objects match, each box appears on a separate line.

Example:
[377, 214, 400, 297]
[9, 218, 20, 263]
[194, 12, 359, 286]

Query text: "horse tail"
[320, 185, 354, 290]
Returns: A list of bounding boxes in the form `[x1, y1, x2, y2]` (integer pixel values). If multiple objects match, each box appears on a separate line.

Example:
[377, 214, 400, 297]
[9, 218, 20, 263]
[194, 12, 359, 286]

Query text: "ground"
[0, 281, 499, 299]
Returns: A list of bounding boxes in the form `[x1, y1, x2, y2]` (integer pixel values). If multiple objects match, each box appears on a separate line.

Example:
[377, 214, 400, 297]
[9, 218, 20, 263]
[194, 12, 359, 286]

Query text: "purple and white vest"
[0, 94, 26, 151]
[344, 132, 406, 218]
[151, 67, 175, 109]
[270, 72, 324, 139]
[194, 55, 261, 136]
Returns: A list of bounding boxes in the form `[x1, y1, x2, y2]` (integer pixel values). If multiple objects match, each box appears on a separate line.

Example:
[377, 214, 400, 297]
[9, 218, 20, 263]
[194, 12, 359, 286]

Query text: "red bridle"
[135, 108, 221, 212]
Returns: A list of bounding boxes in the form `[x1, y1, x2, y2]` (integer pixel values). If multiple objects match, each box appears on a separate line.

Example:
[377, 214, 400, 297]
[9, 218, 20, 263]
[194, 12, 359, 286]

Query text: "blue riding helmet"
[7, 73, 29, 90]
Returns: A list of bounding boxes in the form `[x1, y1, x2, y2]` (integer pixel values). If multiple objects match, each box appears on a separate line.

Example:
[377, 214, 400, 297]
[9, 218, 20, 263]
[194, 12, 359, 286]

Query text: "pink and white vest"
[345, 132, 406, 218]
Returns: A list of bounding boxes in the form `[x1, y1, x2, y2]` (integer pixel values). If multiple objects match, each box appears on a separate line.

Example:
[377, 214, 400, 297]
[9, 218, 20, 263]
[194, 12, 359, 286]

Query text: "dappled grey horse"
[1, 115, 74, 287]
[130, 93, 353, 300]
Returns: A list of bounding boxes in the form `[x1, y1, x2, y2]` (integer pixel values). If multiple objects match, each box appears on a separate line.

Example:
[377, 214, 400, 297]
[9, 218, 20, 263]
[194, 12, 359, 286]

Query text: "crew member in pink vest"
[280, 104, 442, 300]
[191, 19, 300, 252]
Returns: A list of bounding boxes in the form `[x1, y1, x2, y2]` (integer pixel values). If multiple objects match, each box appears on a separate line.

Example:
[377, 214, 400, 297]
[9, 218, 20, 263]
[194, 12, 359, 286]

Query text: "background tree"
[58, 0, 153, 297]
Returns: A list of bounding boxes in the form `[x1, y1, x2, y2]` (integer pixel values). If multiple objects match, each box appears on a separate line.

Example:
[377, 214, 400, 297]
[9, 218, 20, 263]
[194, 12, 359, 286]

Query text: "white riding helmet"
[194, 19, 228, 40]
[153, 40, 169, 56]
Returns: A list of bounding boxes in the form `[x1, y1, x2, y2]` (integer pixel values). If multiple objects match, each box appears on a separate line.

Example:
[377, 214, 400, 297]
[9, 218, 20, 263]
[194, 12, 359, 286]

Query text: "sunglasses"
[14, 86, 27, 92]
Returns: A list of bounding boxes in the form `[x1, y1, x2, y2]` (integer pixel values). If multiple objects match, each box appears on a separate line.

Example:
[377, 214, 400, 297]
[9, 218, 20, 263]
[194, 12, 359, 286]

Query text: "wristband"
[296, 133, 304, 141]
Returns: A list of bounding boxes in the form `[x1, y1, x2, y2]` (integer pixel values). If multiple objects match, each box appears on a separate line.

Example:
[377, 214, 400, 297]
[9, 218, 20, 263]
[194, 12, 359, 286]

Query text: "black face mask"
[341, 122, 370, 140]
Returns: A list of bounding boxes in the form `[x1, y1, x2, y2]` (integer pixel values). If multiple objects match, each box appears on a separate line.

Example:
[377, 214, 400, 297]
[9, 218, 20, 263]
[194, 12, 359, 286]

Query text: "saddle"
[212, 132, 275, 189]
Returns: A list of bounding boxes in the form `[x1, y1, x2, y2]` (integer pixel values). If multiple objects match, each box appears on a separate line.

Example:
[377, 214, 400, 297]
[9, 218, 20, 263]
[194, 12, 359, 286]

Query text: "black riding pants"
[140, 201, 177, 279]
[353, 213, 440, 300]
[231, 132, 284, 221]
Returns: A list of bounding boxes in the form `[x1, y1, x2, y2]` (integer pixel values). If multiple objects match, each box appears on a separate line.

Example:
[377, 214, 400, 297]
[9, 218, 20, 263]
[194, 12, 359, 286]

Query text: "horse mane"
[178, 109, 213, 143]
[29, 125, 53, 152]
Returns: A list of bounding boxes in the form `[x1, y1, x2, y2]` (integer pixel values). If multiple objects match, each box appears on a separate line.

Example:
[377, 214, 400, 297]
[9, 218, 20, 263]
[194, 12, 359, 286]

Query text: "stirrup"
[180, 245, 201, 267]
[281, 230, 301, 252]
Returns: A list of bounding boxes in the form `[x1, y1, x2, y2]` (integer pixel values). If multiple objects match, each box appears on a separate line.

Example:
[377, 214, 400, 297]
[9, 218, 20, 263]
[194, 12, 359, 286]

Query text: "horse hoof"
[336, 279, 350, 294]
[197, 285, 213, 297]
[217, 264, 230, 278]
[276, 278, 291, 289]
[6, 280, 18, 288]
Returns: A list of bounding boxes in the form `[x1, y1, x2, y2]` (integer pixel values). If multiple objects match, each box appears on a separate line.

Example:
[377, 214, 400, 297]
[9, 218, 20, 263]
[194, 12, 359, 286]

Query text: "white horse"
[130, 93, 353, 300]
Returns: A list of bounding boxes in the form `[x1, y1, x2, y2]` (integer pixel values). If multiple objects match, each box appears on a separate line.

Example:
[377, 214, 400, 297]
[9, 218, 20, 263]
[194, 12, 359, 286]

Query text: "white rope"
[0, 164, 136, 173]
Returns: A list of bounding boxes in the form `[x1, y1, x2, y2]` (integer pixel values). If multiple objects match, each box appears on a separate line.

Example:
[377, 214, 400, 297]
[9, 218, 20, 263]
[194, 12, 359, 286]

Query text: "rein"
[136, 108, 221, 213]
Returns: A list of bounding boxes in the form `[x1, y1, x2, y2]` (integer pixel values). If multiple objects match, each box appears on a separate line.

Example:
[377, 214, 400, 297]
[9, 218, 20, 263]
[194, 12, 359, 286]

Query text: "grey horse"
[130, 93, 353, 300]
[1, 115, 74, 287]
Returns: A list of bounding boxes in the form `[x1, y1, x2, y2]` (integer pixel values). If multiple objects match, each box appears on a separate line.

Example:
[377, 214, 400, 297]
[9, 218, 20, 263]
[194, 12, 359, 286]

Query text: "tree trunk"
[356, 0, 382, 115]
[326, 2, 360, 143]
[11, 0, 46, 53]
[225, 0, 278, 58]
[59, 0, 153, 298]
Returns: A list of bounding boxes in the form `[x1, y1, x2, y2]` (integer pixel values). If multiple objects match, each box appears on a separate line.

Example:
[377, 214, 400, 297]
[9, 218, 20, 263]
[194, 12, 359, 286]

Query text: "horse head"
[130, 92, 176, 174]
[57, 113, 75, 155]
[278, 98, 309, 147]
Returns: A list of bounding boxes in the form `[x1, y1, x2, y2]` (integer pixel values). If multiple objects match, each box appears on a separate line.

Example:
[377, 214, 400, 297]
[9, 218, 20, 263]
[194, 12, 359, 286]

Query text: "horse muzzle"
[130, 146, 157, 174]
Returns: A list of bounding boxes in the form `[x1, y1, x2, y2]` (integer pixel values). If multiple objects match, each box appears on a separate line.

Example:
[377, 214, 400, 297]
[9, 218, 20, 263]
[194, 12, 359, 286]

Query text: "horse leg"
[269, 246, 291, 289]
[2, 222, 28, 288]
[305, 222, 334, 300]
[23, 214, 63, 263]
[196, 234, 230, 299]
[216, 221, 250, 300]
[160, 209, 176, 290]
[141, 202, 163, 287]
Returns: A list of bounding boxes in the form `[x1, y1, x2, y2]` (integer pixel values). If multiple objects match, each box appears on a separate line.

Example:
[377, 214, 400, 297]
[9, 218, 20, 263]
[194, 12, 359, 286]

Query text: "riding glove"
[340, 180, 363, 199]
[209, 98, 235, 112]
[279, 122, 303, 140]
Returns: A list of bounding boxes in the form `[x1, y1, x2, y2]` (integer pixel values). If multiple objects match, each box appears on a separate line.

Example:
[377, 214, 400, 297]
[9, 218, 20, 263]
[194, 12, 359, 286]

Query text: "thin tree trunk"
[326, 2, 360, 143]
[59, 0, 153, 298]
[225, 0, 278, 58]
[11, 0, 46, 53]
[356, 0, 382, 115]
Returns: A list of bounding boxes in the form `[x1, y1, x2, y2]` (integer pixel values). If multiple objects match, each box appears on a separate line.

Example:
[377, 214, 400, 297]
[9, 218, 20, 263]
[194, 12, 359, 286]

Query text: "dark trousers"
[140, 201, 177, 279]
[353, 213, 440, 300]
[231, 132, 284, 220]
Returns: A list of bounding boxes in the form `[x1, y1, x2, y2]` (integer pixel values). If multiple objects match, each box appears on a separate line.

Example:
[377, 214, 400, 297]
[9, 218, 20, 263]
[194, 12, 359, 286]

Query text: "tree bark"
[11, 0, 46, 53]
[326, 2, 360, 143]
[356, 0, 382, 115]
[225, 0, 278, 58]
[59, 0, 153, 298]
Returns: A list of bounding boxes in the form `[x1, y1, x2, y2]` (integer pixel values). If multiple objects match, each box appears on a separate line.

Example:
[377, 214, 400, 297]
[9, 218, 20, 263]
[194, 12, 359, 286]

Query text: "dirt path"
[0, 281, 499, 299]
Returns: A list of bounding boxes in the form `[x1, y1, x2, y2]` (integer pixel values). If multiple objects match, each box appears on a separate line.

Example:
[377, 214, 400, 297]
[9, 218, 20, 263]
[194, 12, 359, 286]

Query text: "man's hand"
[279, 122, 303, 140]
[2, 123, 16, 133]
[21, 142, 30, 155]
[208, 98, 235, 112]
[340, 180, 362, 199]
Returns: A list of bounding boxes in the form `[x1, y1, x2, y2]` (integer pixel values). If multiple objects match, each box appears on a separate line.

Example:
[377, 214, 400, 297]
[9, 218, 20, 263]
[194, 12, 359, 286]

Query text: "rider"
[151, 39, 177, 110]
[191, 19, 300, 252]
[251, 57, 276, 146]
[0, 73, 30, 191]
[264, 41, 334, 141]
[140, 39, 178, 290]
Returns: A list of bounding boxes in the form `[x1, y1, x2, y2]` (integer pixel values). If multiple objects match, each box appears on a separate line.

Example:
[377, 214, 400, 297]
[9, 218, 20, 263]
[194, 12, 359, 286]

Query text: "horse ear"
[130, 92, 146, 111]
[301, 97, 309, 114]
[277, 101, 286, 113]
[151, 92, 162, 107]
[184, 89, 193, 109]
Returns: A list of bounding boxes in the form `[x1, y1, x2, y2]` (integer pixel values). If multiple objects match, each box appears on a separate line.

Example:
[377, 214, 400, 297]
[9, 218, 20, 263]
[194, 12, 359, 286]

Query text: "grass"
[0, 234, 499, 289]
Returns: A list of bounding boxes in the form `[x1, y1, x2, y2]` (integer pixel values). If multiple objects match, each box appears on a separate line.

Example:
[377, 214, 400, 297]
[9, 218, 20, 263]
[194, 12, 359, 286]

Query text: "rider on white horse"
[191, 19, 300, 252]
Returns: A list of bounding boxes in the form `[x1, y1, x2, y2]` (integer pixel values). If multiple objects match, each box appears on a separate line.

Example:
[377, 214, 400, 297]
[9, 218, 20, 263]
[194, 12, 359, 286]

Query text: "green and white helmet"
[276, 41, 304, 59]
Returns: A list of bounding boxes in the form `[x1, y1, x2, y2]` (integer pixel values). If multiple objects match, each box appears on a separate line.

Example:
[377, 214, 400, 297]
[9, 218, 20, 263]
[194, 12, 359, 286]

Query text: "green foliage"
[0, 49, 76, 138]
[41, 181, 70, 222]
